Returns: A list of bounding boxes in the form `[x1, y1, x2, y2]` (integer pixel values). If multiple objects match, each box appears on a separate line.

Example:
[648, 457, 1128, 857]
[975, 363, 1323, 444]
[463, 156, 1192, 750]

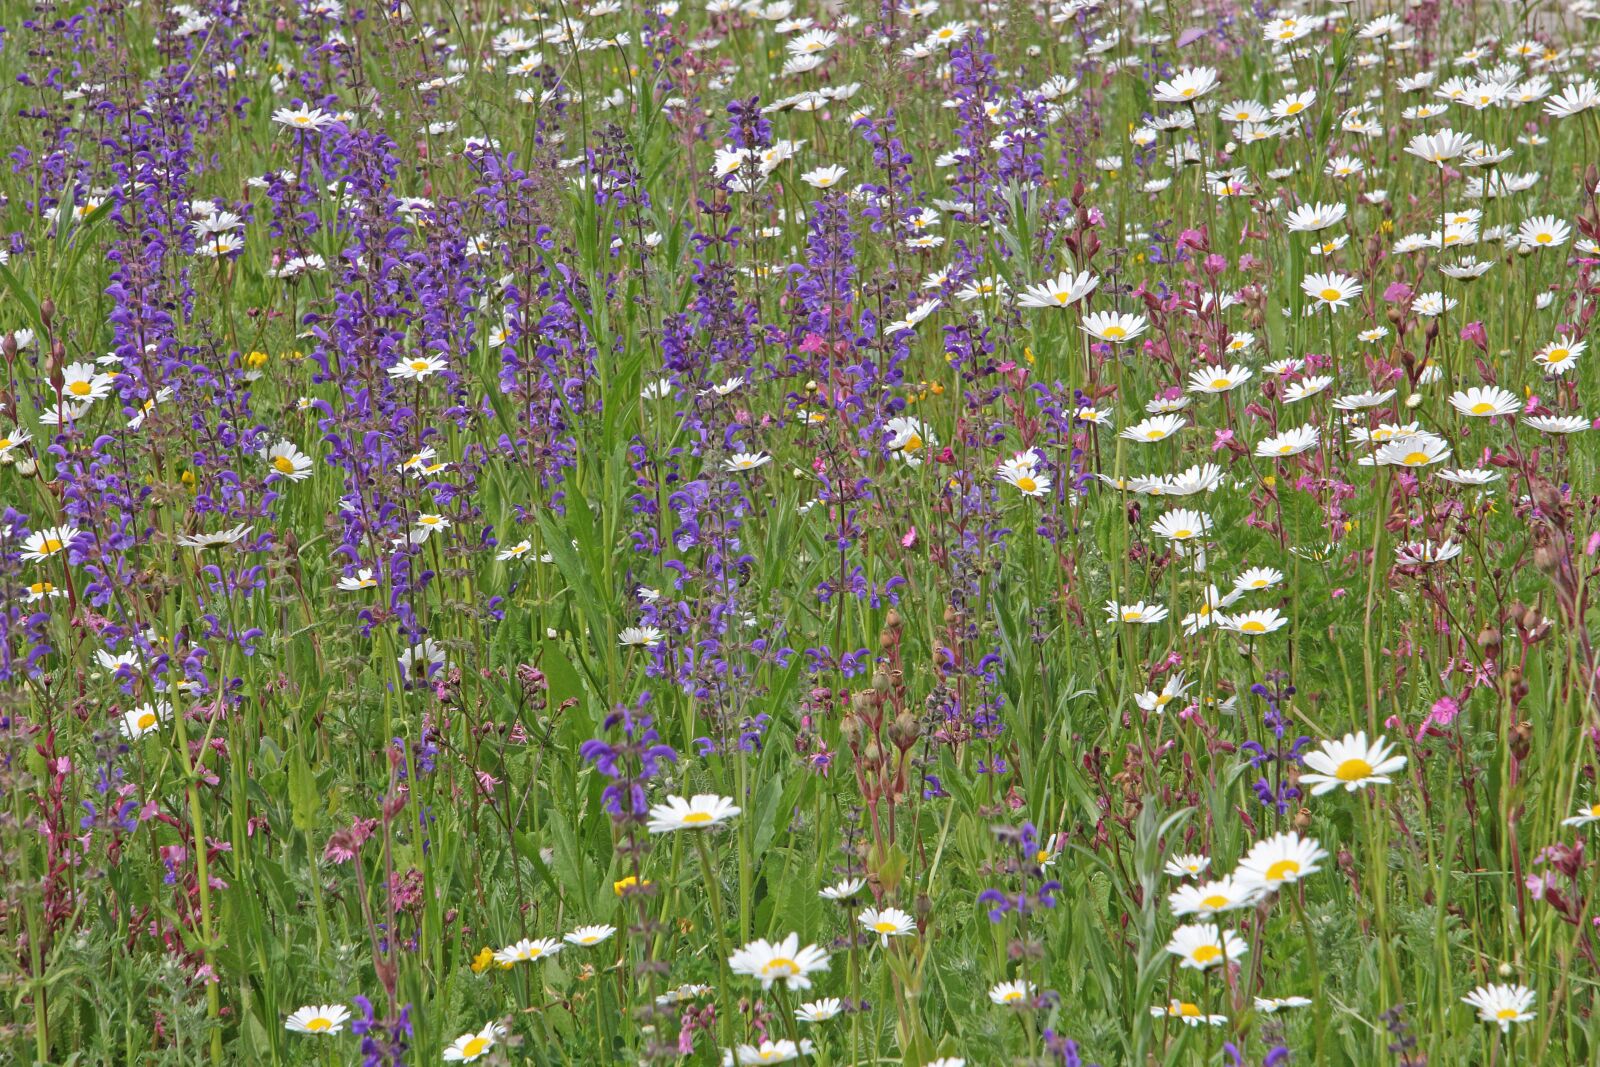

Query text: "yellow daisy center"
[1537, 233, 1552, 244]
[1211, 377, 1231, 389]
[462, 1036, 489, 1057]
[273, 456, 297, 473]
[1402, 451, 1430, 466]
[1002, 990, 1024, 1002]
[410, 360, 430, 371]
[1285, 102, 1304, 114]
[306, 1018, 332, 1032]
[1200, 894, 1229, 909]
[1103, 325, 1126, 338]
[1191, 944, 1222, 964]
[137, 712, 158, 730]
[69, 381, 91, 396]
[763, 958, 799, 977]
[1179, 1002, 1201, 1017]
[1470, 402, 1494, 415]
[1016, 476, 1038, 493]
[1181, 87, 1197, 97]
[873, 921, 898, 933]
[1495, 1008, 1520, 1021]
[1335, 758, 1374, 781]
[902, 434, 923, 452]
[1319, 287, 1342, 301]
[41, 538, 63, 553]
[1265, 858, 1300, 880]
[1172, 528, 1193, 539]
[1240, 620, 1266, 634]
[682, 811, 714, 824]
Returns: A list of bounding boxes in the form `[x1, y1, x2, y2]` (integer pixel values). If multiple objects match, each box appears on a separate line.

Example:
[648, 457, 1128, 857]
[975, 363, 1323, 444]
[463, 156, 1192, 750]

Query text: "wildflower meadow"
[6, 0, 1600, 1062]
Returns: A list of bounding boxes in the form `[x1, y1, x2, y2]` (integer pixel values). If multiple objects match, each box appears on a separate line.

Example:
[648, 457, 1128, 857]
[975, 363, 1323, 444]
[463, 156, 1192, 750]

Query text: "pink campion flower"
[1383, 281, 1413, 304]
[798, 332, 826, 353]
[1203, 253, 1228, 277]
[1211, 428, 1234, 451]
[1585, 530, 1600, 556]
[1460, 321, 1487, 352]
[1178, 227, 1208, 252]
[901, 526, 917, 548]
[1419, 696, 1460, 738]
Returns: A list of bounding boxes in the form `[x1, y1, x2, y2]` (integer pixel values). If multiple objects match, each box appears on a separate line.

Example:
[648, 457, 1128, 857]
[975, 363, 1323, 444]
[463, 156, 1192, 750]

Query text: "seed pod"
[1476, 626, 1501, 652]
[1510, 721, 1532, 761]
[892, 710, 919, 748]
[40, 297, 54, 327]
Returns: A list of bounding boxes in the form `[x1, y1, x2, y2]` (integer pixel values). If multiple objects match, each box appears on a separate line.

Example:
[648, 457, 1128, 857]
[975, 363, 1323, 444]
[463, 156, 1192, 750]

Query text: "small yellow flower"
[1262, 475, 1276, 489]
[281, 349, 306, 362]
[470, 947, 496, 974]
[1379, 220, 1394, 234]
[246, 350, 269, 368]
[929, 382, 945, 395]
[613, 875, 651, 896]
[1024, 346, 1036, 365]
[180, 470, 197, 493]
